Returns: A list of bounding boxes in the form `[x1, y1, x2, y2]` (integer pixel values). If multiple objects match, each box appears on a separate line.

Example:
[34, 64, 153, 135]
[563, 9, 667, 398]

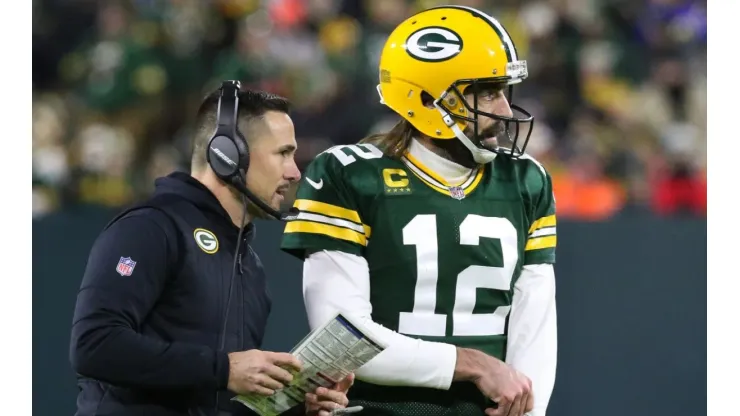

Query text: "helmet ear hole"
[420, 91, 435, 108]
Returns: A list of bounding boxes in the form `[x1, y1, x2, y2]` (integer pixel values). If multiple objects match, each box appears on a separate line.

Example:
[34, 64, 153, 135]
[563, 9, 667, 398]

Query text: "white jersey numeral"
[399, 214, 519, 337]
[324, 144, 383, 166]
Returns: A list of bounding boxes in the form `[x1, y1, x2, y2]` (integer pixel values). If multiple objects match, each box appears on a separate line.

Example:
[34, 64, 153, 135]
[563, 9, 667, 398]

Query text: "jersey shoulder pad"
[282, 143, 387, 258]
[299, 143, 389, 198]
[316, 143, 390, 173]
[517, 154, 557, 264]
[491, 152, 549, 196]
[520, 153, 550, 195]
[503, 152, 557, 265]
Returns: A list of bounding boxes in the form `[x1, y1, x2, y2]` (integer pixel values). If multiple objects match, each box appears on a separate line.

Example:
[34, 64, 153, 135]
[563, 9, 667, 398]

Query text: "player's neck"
[414, 135, 478, 168]
[409, 138, 473, 185]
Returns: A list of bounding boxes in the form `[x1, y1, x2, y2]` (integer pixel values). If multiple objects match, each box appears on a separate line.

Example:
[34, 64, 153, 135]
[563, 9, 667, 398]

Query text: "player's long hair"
[358, 119, 417, 159]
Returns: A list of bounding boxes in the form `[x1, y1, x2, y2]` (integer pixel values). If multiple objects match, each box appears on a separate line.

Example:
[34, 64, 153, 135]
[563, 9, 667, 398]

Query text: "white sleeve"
[506, 264, 558, 416]
[302, 249, 457, 390]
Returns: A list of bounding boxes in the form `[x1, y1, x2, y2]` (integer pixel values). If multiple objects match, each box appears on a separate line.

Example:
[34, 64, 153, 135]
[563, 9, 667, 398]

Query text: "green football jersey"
[281, 143, 556, 416]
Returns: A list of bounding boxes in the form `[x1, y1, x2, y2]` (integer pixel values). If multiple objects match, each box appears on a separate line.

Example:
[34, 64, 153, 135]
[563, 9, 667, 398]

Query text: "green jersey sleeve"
[281, 150, 371, 259]
[523, 160, 557, 265]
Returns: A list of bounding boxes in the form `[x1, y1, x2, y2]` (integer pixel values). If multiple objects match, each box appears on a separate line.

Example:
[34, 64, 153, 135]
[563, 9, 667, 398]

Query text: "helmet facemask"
[433, 78, 534, 164]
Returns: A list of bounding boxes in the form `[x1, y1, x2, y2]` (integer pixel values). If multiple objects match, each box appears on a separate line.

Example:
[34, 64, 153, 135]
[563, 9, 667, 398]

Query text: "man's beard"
[469, 120, 507, 150]
[431, 120, 507, 168]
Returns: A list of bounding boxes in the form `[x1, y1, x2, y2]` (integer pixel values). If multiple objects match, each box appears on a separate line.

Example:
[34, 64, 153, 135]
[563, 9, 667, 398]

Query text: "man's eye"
[484, 88, 504, 100]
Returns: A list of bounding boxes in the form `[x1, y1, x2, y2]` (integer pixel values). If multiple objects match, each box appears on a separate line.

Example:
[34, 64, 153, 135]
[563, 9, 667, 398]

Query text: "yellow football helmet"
[376, 5, 533, 163]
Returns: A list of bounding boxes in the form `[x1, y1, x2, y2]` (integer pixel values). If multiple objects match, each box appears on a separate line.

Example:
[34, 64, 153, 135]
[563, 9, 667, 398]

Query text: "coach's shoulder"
[98, 207, 177, 249]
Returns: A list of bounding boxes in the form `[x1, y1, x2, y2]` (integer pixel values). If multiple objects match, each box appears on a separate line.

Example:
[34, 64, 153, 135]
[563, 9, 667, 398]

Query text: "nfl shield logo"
[449, 186, 465, 200]
[116, 257, 137, 276]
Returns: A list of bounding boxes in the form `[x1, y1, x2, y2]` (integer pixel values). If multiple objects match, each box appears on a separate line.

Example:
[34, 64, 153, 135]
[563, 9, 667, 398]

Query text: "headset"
[206, 80, 300, 222]
[205, 80, 299, 414]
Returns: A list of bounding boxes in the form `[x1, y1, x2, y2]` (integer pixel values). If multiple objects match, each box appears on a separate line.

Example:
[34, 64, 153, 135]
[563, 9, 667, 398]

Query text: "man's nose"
[494, 95, 514, 118]
[285, 159, 301, 183]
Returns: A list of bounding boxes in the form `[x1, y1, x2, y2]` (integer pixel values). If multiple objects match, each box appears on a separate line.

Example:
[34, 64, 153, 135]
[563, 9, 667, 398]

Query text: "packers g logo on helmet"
[376, 5, 535, 163]
[405, 27, 463, 62]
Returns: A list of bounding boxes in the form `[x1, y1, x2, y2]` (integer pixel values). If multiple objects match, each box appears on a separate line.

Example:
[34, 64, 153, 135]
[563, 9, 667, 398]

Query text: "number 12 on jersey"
[399, 214, 519, 338]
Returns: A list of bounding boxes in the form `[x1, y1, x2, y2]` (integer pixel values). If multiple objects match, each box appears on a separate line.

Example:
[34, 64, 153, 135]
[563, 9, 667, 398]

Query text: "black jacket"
[70, 172, 289, 416]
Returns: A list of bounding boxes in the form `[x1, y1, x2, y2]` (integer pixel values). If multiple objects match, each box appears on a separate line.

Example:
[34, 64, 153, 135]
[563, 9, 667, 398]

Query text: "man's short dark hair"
[190, 87, 291, 171]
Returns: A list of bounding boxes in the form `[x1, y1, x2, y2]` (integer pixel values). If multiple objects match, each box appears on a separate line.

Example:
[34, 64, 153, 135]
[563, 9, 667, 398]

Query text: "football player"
[281, 5, 557, 416]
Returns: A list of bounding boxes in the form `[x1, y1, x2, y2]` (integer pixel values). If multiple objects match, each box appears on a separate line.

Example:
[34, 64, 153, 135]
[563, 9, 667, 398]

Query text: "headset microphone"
[228, 176, 300, 221]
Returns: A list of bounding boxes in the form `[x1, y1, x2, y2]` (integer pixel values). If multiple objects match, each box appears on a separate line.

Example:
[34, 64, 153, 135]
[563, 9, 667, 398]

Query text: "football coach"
[69, 81, 352, 416]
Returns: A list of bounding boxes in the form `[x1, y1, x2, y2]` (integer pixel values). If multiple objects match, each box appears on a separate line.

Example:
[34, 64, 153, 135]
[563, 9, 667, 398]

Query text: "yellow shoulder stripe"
[525, 236, 557, 251]
[528, 214, 556, 234]
[294, 199, 362, 224]
[284, 221, 367, 246]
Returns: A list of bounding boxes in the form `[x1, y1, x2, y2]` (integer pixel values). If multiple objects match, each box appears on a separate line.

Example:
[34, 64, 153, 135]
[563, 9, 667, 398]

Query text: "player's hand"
[226, 350, 302, 396]
[458, 349, 532, 416]
[478, 362, 532, 416]
[305, 373, 354, 416]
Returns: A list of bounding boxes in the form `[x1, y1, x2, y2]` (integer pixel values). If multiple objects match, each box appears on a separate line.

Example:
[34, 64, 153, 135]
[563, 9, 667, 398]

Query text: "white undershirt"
[407, 138, 471, 185]
[302, 139, 557, 415]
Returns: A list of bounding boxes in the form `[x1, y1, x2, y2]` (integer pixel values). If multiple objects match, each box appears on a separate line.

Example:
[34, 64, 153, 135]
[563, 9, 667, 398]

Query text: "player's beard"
[432, 119, 506, 168]
[470, 119, 507, 150]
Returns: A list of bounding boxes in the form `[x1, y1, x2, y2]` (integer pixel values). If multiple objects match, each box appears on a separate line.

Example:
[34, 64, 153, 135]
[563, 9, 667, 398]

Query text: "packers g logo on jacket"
[194, 228, 219, 254]
[405, 27, 463, 62]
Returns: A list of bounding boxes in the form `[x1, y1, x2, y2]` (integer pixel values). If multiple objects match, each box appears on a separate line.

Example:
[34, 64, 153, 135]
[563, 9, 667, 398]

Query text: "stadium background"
[32, 0, 707, 415]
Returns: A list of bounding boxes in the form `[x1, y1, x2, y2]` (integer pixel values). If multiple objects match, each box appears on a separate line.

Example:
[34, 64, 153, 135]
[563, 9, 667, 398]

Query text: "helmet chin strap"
[434, 104, 497, 165]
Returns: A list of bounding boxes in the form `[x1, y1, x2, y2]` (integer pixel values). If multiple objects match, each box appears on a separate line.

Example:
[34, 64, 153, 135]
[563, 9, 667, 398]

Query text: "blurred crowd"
[32, 0, 707, 220]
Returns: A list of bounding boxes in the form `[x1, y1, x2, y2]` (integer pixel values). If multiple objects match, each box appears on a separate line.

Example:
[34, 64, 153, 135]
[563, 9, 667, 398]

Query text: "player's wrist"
[452, 347, 487, 381]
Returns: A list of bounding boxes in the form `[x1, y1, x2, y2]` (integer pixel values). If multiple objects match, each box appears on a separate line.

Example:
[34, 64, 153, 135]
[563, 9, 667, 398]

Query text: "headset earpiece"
[207, 135, 241, 181]
[206, 80, 250, 184]
[233, 129, 250, 178]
